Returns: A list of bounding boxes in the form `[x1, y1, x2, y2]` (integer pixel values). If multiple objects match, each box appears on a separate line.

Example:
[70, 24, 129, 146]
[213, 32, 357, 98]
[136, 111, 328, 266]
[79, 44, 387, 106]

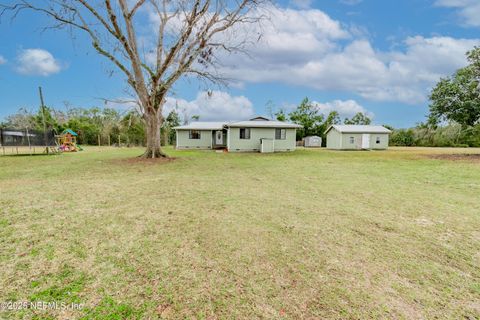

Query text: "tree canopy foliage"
[429, 47, 480, 127]
[288, 98, 325, 140]
[344, 112, 371, 125]
[1, 104, 188, 147]
[2, 106, 131, 146]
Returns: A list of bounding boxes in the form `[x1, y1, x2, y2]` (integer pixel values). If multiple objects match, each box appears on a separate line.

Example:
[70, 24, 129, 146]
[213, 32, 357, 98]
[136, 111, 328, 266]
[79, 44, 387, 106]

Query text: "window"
[240, 128, 251, 139]
[349, 136, 355, 144]
[189, 130, 200, 139]
[275, 128, 286, 140]
[376, 136, 381, 144]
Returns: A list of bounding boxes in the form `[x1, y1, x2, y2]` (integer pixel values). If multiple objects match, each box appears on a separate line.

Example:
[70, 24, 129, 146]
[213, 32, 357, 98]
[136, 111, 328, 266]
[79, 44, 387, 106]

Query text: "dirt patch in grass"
[426, 154, 480, 163]
[110, 156, 178, 166]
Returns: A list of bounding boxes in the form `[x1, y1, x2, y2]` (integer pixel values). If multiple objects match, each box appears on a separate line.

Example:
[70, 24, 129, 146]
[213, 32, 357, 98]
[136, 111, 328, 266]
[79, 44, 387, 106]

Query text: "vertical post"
[98, 134, 101, 147]
[25, 127, 31, 150]
[26, 128, 32, 155]
[118, 134, 121, 146]
[108, 135, 111, 147]
[39, 86, 49, 154]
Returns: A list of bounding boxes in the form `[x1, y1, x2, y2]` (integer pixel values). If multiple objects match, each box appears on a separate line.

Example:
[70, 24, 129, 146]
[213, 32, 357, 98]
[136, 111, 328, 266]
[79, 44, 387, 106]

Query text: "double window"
[240, 128, 251, 139]
[275, 128, 286, 140]
[189, 130, 201, 139]
[349, 136, 355, 144]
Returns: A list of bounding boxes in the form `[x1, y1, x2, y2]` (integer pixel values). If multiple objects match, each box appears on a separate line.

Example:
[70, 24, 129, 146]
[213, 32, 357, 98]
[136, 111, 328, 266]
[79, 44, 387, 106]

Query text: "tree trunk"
[141, 110, 168, 158]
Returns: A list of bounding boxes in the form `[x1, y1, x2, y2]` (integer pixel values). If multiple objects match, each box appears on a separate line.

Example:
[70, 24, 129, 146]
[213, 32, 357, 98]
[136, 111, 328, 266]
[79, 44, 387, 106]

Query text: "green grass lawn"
[1, 147, 479, 319]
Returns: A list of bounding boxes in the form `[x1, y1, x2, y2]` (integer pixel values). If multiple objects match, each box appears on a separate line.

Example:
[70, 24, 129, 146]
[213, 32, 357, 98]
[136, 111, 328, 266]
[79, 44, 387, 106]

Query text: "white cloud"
[0, 55, 6, 65]
[164, 91, 254, 121]
[103, 91, 254, 122]
[255, 6, 350, 51]
[435, 0, 480, 27]
[299, 36, 478, 103]
[142, 4, 477, 106]
[147, 4, 349, 68]
[16, 49, 62, 76]
[312, 99, 373, 119]
[215, 6, 478, 104]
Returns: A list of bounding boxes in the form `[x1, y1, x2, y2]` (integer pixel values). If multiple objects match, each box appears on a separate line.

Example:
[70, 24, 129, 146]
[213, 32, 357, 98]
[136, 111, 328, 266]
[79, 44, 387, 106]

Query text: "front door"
[215, 130, 223, 145]
[362, 134, 370, 149]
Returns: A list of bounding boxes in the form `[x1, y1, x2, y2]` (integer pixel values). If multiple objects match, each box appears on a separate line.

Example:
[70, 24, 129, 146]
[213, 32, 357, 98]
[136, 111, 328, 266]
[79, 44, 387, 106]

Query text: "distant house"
[174, 116, 302, 153]
[326, 125, 392, 150]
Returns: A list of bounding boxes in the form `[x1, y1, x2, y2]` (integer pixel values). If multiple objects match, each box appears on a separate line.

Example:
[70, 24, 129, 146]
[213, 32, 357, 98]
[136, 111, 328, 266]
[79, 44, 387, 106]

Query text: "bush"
[390, 129, 416, 146]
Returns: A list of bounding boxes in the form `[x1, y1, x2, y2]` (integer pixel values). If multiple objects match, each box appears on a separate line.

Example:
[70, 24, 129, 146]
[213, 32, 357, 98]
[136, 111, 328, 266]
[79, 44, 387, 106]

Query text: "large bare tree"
[1, 0, 266, 157]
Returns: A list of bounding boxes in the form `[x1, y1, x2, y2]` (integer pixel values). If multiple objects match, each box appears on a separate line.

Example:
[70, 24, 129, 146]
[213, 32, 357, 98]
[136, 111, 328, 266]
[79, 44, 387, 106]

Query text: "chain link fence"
[0, 128, 56, 147]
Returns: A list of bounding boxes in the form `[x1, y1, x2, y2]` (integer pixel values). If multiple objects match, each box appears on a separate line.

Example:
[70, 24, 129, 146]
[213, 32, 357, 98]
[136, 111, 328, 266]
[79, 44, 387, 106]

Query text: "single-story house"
[326, 125, 392, 150]
[173, 116, 302, 153]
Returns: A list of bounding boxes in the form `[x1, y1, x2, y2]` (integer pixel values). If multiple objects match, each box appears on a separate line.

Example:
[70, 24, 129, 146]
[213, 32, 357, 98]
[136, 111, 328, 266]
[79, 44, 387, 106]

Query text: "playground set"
[0, 128, 84, 156]
[0, 89, 84, 156]
[56, 129, 83, 152]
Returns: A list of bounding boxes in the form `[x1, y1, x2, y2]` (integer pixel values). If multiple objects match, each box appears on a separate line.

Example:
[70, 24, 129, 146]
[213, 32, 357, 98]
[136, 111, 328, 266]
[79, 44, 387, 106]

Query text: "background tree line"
[388, 122, 480, 147]
[0, 106, 181, 147]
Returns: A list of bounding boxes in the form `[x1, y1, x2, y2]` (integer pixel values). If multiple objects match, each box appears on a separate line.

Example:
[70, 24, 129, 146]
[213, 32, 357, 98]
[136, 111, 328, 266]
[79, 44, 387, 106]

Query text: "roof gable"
[249, 116, 270, 121]
[63, 129, 78, 136]
[326, 125, 392, 134]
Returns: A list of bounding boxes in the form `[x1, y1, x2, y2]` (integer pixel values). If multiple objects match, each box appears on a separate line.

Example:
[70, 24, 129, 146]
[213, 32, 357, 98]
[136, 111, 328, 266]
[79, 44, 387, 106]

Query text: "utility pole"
[38, 86, 49, 154]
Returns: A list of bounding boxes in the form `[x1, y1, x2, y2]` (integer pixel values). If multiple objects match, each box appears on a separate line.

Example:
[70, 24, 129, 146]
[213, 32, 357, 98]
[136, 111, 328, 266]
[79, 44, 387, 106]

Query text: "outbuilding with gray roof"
[325, 125, 392, 150]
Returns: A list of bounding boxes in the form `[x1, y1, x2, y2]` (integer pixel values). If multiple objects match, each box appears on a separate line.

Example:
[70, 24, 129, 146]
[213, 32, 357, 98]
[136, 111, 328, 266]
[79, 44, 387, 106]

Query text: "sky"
[0, 0, 479, 128]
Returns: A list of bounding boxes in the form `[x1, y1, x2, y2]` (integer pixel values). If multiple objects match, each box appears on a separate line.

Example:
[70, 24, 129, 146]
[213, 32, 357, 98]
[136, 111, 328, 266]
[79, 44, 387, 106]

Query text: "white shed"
[304, 136, 322, 148]
[325, 125, 392, 150]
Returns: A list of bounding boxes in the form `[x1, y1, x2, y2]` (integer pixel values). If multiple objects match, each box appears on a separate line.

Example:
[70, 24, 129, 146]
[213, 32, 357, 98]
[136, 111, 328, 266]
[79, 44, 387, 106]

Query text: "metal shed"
[304, 136, 322, 148]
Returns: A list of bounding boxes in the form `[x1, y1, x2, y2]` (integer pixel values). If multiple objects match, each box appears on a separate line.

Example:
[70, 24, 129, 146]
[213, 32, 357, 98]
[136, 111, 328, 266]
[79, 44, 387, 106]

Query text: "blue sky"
[0, 0, 479, 127]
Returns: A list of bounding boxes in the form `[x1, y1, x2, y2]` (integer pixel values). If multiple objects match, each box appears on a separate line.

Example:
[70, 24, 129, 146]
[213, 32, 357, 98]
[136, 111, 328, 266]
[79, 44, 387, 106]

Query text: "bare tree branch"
[0, 0, 268, 157]
[128, 0, 146, 18]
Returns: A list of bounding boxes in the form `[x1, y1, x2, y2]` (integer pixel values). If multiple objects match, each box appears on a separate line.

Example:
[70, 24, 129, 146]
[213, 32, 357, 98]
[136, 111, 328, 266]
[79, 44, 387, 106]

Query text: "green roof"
[63, 129, 78, 136]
